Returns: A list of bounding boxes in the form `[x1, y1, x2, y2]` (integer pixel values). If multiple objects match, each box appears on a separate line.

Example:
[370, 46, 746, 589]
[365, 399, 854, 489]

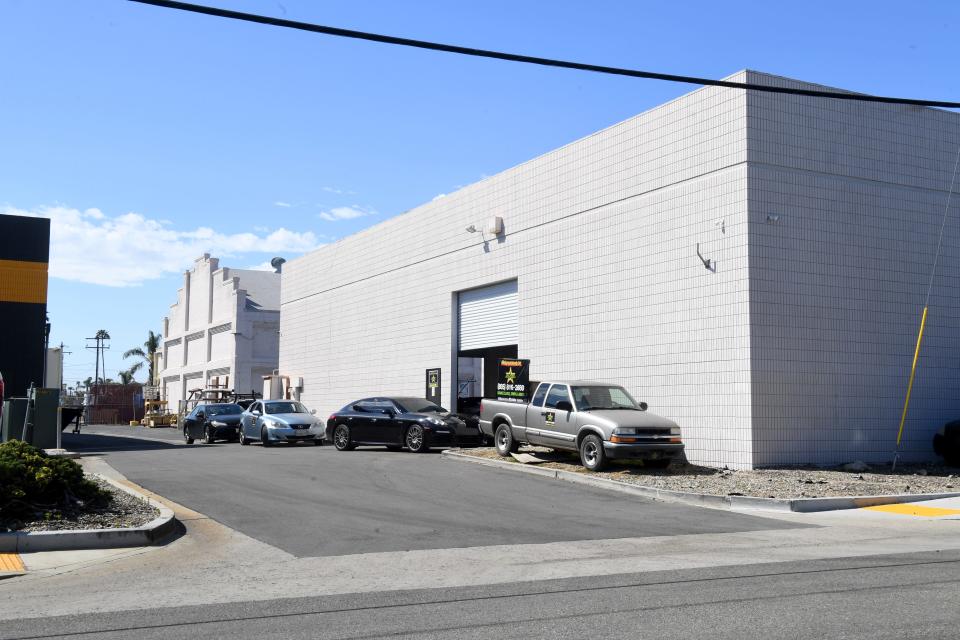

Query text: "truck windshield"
[571, 385, 641, 411]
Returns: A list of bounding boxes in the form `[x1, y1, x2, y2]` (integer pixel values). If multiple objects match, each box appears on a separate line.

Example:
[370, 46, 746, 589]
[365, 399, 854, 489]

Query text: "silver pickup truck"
[479, 380, 683, 471]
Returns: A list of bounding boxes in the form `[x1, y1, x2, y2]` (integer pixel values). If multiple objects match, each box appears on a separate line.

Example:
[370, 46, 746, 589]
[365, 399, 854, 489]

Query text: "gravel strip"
[456, 447, 960, 498]
[3, 477, 160, 533]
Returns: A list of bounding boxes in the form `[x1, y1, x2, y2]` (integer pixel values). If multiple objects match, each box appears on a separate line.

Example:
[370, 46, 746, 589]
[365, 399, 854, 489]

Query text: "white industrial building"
[157, 254, 280, 411]
[279, 71, 960, 469]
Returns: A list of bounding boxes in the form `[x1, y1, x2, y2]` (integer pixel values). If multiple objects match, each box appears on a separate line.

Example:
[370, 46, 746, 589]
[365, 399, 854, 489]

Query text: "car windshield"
[397, 399, 447, 413]
[570, 385, 642, 411]
[265, 401, 308, 414]
[205, 404, 242, 416]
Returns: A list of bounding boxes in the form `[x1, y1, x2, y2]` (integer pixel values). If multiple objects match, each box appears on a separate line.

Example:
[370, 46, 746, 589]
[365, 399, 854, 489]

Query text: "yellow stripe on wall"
[0, 259, 48, 304]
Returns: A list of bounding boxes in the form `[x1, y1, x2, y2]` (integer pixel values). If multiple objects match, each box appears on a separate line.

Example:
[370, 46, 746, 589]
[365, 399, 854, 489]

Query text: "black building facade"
[0, 214, 50, 397]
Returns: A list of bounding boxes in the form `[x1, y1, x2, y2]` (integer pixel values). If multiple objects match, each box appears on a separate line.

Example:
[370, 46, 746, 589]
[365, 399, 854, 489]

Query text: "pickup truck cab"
[479, 381, 683, 471]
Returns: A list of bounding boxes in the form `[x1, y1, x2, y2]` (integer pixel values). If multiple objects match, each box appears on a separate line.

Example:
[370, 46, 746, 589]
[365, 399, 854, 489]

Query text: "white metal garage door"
[458, 280, 518, 351]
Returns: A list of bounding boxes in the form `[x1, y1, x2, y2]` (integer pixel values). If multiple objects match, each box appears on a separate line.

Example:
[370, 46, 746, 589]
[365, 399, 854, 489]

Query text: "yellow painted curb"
[864, 503, 960, 517]
[0, 553, 25, 572]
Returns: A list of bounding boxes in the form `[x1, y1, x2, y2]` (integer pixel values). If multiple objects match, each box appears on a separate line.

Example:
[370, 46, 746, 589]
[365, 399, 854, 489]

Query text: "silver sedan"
[239, 399, 324, 447]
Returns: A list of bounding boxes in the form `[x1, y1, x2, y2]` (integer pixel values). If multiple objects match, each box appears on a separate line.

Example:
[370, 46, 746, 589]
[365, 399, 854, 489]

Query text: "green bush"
[0, 440, 107, 528]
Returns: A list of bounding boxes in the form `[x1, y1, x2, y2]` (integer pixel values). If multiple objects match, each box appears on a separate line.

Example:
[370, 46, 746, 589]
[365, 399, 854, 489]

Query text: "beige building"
[157, 254, 280, 411]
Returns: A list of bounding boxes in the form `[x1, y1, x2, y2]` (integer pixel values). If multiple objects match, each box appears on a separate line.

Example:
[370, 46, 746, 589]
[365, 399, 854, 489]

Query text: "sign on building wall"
[496, 358, 530, 402]
[425, 368, 441, 405]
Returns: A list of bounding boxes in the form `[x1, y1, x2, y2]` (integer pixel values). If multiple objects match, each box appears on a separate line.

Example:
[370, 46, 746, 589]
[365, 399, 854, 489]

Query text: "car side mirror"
[639, 402, 648, 411]
[556, 400, 573, 412]
[251, 409, 260, 416]
[310, 409, 317, 415]
[196, 412, 205, 421]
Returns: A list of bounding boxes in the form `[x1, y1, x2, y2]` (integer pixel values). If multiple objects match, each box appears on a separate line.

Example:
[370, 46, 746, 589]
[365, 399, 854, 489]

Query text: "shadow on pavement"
[62, 432, 200, 453]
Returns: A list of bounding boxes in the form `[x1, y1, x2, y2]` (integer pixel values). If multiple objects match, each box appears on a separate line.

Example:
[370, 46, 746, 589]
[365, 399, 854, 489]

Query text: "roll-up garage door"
[458, 280, 518, 351]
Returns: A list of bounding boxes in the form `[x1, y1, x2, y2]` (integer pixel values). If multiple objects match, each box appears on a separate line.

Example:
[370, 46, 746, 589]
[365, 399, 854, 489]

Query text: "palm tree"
[82, 376, 93, 390]
[123, 330, 161, 384]
[118, 369, 135, 385]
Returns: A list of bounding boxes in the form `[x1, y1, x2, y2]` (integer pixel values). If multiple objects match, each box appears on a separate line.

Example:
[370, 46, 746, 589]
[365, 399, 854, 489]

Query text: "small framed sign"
[496, 358, 530, 402]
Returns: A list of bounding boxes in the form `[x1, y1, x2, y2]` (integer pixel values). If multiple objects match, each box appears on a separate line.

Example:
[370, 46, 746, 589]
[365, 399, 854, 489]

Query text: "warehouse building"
[0, 213, 50, 398]
[157, 254, 280, 412]
[279, 71, 960, 469]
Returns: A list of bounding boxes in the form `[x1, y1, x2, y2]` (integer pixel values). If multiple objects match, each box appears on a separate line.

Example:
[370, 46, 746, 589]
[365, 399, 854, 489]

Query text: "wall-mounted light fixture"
[766, 214, 780, 223]
[465, 224, 478, 233]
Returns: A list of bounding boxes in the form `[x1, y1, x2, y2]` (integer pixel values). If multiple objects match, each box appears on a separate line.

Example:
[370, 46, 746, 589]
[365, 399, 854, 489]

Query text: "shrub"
[0, 440, 108, 528]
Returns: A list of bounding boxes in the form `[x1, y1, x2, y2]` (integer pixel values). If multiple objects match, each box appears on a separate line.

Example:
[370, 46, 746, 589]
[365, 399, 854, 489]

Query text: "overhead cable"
[129, 0, 960, 109]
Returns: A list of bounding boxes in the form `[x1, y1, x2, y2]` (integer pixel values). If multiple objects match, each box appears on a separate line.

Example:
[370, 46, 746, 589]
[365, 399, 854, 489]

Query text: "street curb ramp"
[441, 450, 960, 513]
[0, 474, 179, 553]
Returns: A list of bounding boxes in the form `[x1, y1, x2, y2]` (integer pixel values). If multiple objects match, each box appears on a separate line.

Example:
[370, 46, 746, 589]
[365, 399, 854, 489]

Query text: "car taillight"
[327, 414, 337, 423]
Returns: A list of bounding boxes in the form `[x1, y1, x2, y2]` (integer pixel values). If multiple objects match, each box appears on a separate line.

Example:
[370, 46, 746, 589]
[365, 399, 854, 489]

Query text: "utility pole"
[86, 330, 110, 408]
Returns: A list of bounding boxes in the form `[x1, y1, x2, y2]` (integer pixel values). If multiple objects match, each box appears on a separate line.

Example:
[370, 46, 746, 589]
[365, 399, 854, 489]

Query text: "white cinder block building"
[280, 71, 960, 469]
[158, 254, 281, 411]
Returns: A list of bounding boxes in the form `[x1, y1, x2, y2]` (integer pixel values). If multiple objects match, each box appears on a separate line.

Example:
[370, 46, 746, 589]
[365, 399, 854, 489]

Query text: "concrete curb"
[0, 474, 179, 553]
[441, 450, 960, 513]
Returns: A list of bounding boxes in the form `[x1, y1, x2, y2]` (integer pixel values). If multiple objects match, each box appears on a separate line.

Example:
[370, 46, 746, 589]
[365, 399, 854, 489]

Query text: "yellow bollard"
[896, 306, 928, 449]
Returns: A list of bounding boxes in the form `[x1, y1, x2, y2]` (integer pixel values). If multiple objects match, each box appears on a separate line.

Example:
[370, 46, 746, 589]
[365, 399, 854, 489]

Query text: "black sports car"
[183, 403, 244, 444]
[326, 396, 482, 452]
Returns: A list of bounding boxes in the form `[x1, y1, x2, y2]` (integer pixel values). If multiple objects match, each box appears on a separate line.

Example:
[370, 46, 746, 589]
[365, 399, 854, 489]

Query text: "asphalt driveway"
[64, 425, 805, 557]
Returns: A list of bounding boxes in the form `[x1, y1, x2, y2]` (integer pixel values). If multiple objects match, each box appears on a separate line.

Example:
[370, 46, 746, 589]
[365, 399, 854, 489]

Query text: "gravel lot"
[458, 447, 960, 498]
[6, 477, 160, 533]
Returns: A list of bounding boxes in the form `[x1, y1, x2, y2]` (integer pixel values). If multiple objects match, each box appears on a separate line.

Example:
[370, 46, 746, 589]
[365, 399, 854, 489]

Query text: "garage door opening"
[455, 280, 518, 413]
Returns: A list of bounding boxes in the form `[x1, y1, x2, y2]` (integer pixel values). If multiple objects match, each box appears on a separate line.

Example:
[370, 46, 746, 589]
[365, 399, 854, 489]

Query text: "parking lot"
[64, 425, 804, 558]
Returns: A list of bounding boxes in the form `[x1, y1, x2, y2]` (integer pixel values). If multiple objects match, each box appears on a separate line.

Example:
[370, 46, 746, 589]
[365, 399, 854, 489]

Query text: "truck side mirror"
[556, 400, 573, 412]
[639, 402, 648, 411]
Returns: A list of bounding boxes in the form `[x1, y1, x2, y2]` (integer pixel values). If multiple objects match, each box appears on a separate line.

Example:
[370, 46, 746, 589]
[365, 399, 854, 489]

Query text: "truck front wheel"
[495, 424, 519, 456]
[579, 434, 609, 471]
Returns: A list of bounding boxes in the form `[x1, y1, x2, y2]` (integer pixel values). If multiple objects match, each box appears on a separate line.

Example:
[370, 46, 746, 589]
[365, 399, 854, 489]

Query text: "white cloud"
[317, 205, 374, 222]
[3, 205, 323, 287]
[322, 186, 356, 195]
[273, 201, 293, 208]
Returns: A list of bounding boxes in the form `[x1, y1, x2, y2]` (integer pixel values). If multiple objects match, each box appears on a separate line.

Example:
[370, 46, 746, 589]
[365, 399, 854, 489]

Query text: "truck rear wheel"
[495, 424, 519, 456]
[579, 434, 608, 471]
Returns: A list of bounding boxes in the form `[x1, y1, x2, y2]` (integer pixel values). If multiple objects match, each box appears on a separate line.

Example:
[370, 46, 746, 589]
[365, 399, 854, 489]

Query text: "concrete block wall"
[745, 71, 960, 465]
[281, 73, 755, 467]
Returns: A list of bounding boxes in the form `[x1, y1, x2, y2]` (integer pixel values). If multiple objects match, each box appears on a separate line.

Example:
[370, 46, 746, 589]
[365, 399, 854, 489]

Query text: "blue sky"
[1, 0, 957, 386]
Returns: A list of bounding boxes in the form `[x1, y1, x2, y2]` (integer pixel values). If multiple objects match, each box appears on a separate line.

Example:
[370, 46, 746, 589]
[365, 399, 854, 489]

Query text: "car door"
[347, 400, 377, 442]
[380, 399, 407, 445]
[536, 384, 578, 449]
[185, 406, 201, 439]
[246, 402, 264, 438]
[363, 400, 398, 444]
[523, 383, 551, 445]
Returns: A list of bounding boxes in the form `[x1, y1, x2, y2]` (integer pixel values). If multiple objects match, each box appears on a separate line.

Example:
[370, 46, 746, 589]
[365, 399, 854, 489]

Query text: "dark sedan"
[183, 403, 244, 444]
[326, 397, 480, 452]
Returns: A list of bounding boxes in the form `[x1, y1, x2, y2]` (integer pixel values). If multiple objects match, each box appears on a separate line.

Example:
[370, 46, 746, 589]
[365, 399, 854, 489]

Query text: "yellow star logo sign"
[505, 368, 516, 384]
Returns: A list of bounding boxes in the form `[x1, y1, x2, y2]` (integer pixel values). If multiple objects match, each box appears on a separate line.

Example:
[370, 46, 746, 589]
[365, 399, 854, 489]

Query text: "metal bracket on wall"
[696, 243, 715, 272]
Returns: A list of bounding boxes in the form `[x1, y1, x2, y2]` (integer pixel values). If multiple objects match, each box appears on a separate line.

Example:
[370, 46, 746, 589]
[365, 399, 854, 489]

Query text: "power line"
[129, 0, 960, 110]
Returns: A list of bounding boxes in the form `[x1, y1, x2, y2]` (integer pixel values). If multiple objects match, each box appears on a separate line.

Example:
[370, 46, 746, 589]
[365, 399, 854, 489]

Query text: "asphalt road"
[4, 551, 958, 639]
[63, 426, 802, 557]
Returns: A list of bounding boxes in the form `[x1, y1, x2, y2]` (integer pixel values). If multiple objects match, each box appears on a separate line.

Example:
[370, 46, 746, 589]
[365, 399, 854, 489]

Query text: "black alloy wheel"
[239, 430, 250, 446]
[203, 425, 216, 445]
[405, 424, 428, 453]
[494, 423, 518, 456]
[261, 426, 273, 447]
[183, 426, 194, 445]
[333, 424, 355, 451]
